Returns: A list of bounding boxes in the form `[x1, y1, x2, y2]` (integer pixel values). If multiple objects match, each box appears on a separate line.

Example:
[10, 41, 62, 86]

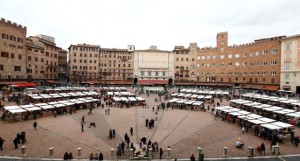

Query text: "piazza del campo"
[0, 1, 300, 161]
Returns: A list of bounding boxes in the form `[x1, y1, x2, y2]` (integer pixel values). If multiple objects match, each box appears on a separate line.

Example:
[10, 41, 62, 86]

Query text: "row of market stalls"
[215, 106, 294, 143]
[240, 93, 300, 110]
[216, 106, 294, 129]
[229, 99, 300, 124]
[110, 96, 146, 107]
[171, 93, 213, 101]
[25, 92, 99, 102]
[3, 97, 100, 122]
[168, 98, 204, 110]
[107, 91, 135, 97]
[100, 87, 127, 92]
[180, 89, 230, 95]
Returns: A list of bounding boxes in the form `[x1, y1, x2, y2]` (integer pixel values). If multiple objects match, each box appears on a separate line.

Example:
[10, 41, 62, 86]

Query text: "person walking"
[82, 116, 85, 124]
[159, 147, 163, 159]
[261, 142, 265, 155]
[33, 121, 37, 130]
[81, 120, 84, 132]
[190, 154, 196, 161]
[130, 127, 133, 136]
[13, 137, 18, 149]
[0, 137, 5, 150]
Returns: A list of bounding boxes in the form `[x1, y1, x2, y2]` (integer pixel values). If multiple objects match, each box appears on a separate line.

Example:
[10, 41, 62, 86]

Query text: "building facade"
[196, 32, 284, 89]
[173, 43, 198, 82]
[28, 35, 60, 81]
[134, 46, 174, 85]
[99, 46, 134, 81]
[26, 38, 45, 81]
[280, 35, 300, 94]
[0, 18, 27, 80]
[58, 48, 68, 81]
[68, 44, 101, 84]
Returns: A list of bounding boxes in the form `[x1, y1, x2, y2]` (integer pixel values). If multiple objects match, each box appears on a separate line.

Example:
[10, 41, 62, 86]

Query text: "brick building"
[68, 44, 101, 84]
[58, 48, 68, 81]
[26, 38, 46, 81]
[0, 18, 27, 81]
[28, 35, 61, 82]
[173, 43, 198, 82]
[99, 45, 134, 83]
[196, 32, 284, 90]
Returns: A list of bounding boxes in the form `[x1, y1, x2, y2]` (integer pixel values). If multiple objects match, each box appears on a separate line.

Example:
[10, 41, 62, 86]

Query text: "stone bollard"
[149, 148, 153, 160]
[271, 145, 275, 154]
[198, 147, 204, 161]
[274, 145, 280, 155]
[77, 148, 81, 159]
[130, 148, 133, 158]
[167, 147, 171, 159]
[111, 148, 115, 159]
[223, 147, 227, 157]
[21, 146, 26, 157]
[49, 147, 54, 158]
[248, 147, 254, 157]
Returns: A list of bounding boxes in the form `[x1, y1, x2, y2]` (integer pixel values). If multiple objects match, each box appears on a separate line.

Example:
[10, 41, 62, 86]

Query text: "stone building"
[134, 46, 174, 86]
[27, 35, 60, 82]
[0, 18, 27, 81]
[280, 34, 300, 94]
[58, 48, 68, 81]
[26, 38, 46, 81]
[196, 32, 284, 90]
[99, 45, 134, 82]
[68, 44, 101, 84]
[173, 43, 198, 82]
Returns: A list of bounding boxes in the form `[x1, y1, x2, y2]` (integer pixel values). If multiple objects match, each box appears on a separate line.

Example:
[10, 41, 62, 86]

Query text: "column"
[248, 147, 254, 157]
[77, 148, 81, 159]
[167, 147, 171, 159]
[21, 146, 26, 157]
[223, 147, 227, 157]
[111, 148, 115, 159]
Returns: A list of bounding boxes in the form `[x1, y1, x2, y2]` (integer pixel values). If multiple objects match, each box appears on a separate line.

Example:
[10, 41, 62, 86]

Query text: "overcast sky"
[1, 0, 300, 50]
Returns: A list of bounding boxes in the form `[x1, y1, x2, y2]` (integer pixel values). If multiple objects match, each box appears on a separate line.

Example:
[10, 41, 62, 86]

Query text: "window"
[255, 51, 259, 56]
[235, 54, 240, 58]
[250, 52, 254, 57]
[201, 56, 205, 60]
[228, 62, 232, 67]
[243, 53, 247, 57]
[11, 53, 14, 59]
[197, 56, 200, 60]
[186, 58, 189, 61]
[73, 59, 76, 63]
[228, 54, 232, 58]
[285, 53, 291, 58]
[207, 56, 210, 59]
[262, 61, 267, 66]
[285, 43, 291, 50]
[262, 50, 267, 55]
[271, 71, 276, 76]
[148, 71, 151, 76]
[14, 66, 21, 71]
[262, 71, 267, 76]
[181, 58, 183, 61]
[256, 72, 259, 76]
[1, 52, 9, 57]
[255, 61, 259, 66]
[271, 49, 277, 54]
[284, 61, 291, 70]
[155, 72, 159, 76]
[235, 62, 239, 67]
[271, 59, 277, 65]
[285, 73, 290, 79]
[250, 62, 254, 66]
[242, 62, 247, 66]
[220, 55, 224, 59]
[0, 64, 3, 70]
[212, 55, 216, 59]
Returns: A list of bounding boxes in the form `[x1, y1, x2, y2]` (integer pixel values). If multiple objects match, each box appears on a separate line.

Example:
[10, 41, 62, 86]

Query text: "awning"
[9, 82, 37, 87]
[138, 80, 168, 85]
[264, 85, 279, 91]
[46, 80, 59, 84]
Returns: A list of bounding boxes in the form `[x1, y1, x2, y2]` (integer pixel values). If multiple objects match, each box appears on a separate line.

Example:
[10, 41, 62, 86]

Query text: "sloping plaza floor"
[0, 87, 299, 160]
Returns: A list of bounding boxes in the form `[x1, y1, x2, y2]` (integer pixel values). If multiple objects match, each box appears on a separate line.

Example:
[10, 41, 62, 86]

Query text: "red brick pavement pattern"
[0, 87, 299, 159]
